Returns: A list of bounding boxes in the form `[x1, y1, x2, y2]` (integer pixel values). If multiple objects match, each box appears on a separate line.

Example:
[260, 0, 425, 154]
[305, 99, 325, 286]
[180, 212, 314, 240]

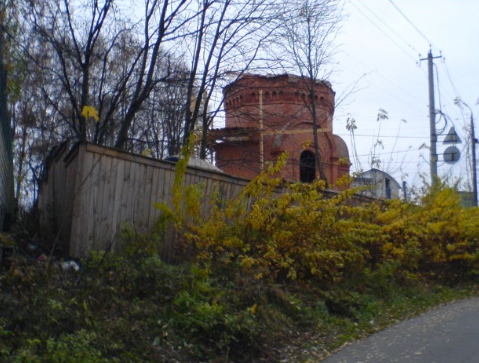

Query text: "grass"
[1, 246, 478, 363]
[283, 281, 479, 362]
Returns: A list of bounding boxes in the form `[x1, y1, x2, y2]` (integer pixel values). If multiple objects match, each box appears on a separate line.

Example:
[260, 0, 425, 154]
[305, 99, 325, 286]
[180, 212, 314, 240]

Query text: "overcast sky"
[330, 0, 479, 192]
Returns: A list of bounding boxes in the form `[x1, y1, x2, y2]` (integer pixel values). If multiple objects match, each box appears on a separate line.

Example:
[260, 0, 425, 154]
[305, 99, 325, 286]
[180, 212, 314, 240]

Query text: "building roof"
[333, 134, 349, 159]
[164, 155, 224, 173]
[355, 168, 401, 188]
[223, 73, 334, 95]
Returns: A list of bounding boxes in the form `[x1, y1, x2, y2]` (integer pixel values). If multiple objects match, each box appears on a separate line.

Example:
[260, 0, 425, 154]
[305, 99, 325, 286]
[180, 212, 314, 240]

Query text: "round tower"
[210, 74, 349, 185]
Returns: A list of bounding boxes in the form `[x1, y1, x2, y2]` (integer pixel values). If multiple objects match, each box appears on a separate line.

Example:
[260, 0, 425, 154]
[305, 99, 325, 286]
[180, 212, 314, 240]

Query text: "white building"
[352, 169, 401, 200]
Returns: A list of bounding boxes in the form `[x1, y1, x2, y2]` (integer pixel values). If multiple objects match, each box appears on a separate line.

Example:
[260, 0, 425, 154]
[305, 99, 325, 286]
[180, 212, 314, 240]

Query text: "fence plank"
[71, 147, 94, 256]
[119, 159, 132, 230]
[142, 162, 155, 230]
[41, 143, 327, 258]
[87, 152, 101, 252]
[149, 165, 163, 228]
[96, 155, 112, 248]
[111, 157, 125, 249]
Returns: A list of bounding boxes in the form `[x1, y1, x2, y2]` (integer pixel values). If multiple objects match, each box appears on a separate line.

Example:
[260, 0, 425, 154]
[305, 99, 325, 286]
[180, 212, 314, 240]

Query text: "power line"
[386, 0, 434, 47]
[442, 59, 460, 98]
[433, 61, 470, 145]
[335, 56, 427, 115]
[349, 1, 418, 63]
[354, 147, 424, 158]
[440, 60, 476, 125]
[357, 0, 421, 56]
[352, 160, 431, 165]
[341, 1, 470, 183]
[336, 133, 428, 139]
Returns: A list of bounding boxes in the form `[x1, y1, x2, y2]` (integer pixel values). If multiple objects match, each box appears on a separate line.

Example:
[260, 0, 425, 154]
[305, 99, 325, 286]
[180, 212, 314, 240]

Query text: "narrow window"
[385, 178, 392, 199]
[300, 151, 316, 183]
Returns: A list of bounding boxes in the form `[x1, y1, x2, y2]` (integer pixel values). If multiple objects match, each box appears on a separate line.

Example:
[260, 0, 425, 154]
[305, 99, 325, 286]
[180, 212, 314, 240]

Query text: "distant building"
[352, 169, 401, 200]
[208, 74, 350, 186]
[458, 192, 475, 208]
[0, 34, 14, 230]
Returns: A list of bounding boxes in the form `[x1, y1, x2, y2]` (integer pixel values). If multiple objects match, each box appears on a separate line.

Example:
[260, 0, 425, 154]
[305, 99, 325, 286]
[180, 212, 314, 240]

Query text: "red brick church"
[208, 74, 350, 186]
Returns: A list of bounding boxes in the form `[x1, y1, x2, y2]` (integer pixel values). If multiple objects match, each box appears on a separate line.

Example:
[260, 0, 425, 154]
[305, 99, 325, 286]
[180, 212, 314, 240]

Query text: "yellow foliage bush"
[158, 155, 479, 285]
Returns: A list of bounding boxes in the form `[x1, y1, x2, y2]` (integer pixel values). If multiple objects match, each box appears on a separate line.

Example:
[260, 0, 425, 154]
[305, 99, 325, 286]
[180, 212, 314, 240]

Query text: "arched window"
[300, 150, 316, 183]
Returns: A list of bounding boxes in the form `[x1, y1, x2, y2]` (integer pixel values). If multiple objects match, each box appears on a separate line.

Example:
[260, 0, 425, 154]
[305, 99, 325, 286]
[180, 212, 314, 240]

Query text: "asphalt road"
[321, 297, 479, 363]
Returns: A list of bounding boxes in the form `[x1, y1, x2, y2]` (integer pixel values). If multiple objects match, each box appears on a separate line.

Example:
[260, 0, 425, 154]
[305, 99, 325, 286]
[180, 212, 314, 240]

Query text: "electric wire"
[442, 140, 470, 185]
[431, 54, 471, 189]
[433, 63, 450, 136]
[434, 63, 461, 114]
[336, 133, 428, 139]
[349, 0, 418, 63]
[384, 0, 467, 145]
[357, 0, 421, 56]
[442, 59, 461, 99]
[386, 0, 434, 47]
[434, 62, 468, 144]
[343, 1, 471, 183]
[352, 160, 433, 165]
[336, 56, 427, 116]
[354, 147, 422, 158]
[380, 2, 470, 179]
[341, 0, 431, 178]
[442, 60, 478, 123]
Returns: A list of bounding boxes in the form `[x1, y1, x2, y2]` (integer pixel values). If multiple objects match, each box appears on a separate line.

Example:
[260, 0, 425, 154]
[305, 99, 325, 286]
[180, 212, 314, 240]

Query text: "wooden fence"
[39, 142, 374, 259]
[38, 142, 253, 259]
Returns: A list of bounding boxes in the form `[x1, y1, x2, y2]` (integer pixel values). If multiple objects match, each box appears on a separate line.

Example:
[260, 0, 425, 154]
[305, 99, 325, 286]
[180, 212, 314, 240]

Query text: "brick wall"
[210, 74, 350, 187]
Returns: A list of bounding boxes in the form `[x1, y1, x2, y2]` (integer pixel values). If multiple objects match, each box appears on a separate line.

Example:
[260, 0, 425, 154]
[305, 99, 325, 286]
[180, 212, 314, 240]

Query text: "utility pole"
[470, 111, 477, 206]
[455, 99, 477, 207]
[421, 50, 442, 185]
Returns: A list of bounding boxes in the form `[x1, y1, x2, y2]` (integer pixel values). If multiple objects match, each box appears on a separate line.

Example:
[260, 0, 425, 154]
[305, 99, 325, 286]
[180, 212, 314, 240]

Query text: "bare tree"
[3, 0, 198, 205]
[129, 55, 191, 158]
[14, 0, 194, 149]
[180, 0, 280, 159]
[13, 0, 280, 152]
[1, 0, 51, 206]
[272, 0, 342, 183]
[5, 0, 297, 205]
[0, 20, 15, 220]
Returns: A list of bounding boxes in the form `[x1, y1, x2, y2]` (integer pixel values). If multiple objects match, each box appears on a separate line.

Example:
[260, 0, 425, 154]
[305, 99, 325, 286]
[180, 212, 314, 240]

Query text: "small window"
[385, 178, 392, 199]
[300, 151, 316, 183]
